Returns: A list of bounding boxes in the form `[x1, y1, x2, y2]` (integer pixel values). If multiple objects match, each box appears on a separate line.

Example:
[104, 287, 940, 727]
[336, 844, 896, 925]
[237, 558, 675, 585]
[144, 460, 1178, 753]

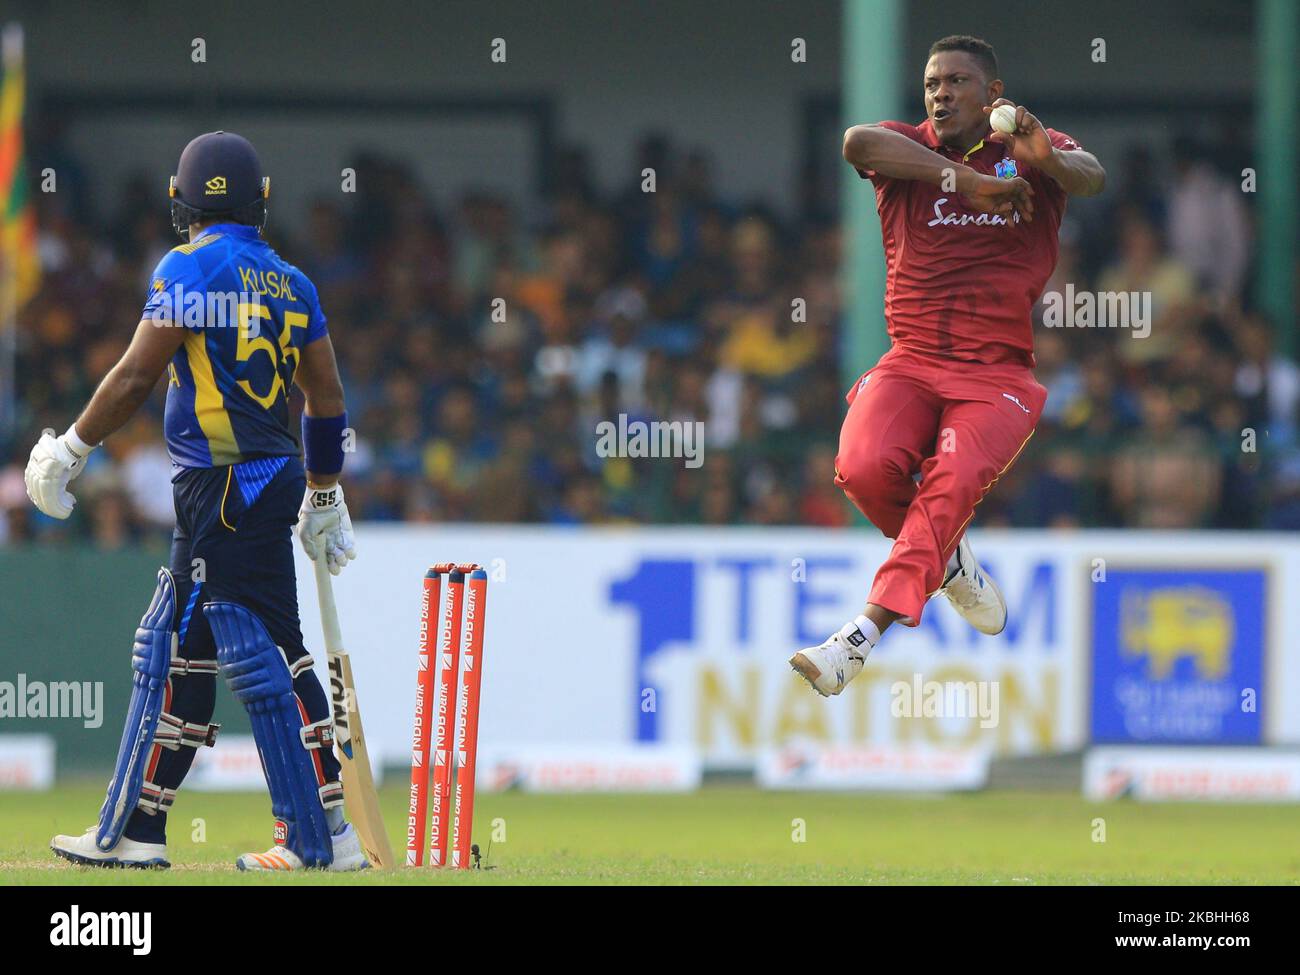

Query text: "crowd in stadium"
[1, 130, 1293, 546]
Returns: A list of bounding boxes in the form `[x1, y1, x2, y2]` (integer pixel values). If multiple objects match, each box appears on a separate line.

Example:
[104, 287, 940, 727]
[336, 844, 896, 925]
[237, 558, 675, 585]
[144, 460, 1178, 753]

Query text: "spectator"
[1167, 135, 1251, 310]
[2, 134, 1280, 539]
[1096, 208, 1198, 365]
[1111, 387, 1220, 528]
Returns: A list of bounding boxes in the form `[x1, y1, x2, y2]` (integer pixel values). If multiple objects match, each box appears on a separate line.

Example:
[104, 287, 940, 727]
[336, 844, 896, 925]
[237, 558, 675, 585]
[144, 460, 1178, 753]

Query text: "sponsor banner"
[1091, 567, 1267, 744]
[478, 745, 702, 792]
[298, 527, 1082, 769]
[188, 735, 265, 790]
[757, 744, 990, 791]
[187, 738, 384, 795]
[188, 734, 385, 791]
[288, 528, 1299, 770]
[1084, 746, 1300, 802]
[0, 734, 55, 789]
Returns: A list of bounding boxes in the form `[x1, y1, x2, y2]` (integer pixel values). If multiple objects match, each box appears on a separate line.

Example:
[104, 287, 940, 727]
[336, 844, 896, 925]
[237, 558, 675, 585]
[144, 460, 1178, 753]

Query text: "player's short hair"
[928, 35, 999, 82]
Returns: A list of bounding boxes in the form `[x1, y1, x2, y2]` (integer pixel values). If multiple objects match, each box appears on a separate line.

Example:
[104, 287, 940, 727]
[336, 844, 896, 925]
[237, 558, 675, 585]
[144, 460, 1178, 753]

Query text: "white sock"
[851, 614, 881, 647]
[945, 548, 961, 579]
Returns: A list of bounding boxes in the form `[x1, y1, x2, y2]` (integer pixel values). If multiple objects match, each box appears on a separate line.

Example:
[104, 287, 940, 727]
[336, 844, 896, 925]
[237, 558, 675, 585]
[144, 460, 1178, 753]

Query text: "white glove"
[25, 425, 97, 520]
[296, 483, 356, 576]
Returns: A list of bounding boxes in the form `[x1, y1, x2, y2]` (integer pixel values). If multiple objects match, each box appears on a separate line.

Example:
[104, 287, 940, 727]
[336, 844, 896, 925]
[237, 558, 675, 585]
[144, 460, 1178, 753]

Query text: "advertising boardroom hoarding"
[289, 527, 1291, 772]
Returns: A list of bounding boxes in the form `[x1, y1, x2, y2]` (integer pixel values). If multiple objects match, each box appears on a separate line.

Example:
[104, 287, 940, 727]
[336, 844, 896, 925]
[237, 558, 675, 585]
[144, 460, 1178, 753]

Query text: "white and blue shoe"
[939, 535, 1007, 635]
[789, 618, 874, 697]
[51, 827, 170, 869]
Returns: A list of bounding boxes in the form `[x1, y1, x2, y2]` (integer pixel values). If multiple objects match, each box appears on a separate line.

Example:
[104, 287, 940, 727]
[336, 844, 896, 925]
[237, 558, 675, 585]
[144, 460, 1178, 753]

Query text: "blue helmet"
[169, 130, 269, 239]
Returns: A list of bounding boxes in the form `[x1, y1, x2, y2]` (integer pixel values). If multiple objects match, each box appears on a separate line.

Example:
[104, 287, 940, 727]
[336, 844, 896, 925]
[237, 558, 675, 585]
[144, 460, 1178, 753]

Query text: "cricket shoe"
[50, 827, 170, 869]
[938, 535, 1007, 636]
[788, 617, 876, 697]
[236, 822, 371, 872]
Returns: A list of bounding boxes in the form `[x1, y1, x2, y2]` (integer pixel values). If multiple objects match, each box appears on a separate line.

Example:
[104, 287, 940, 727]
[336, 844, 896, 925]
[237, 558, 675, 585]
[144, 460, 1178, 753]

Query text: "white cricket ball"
[990, 104, 1018, 134]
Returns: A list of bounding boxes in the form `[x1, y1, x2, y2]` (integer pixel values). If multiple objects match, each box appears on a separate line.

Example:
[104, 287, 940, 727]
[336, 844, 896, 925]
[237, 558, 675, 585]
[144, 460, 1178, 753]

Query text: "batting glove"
[25, 425, 96, 520]
[297, 483, 357, 575]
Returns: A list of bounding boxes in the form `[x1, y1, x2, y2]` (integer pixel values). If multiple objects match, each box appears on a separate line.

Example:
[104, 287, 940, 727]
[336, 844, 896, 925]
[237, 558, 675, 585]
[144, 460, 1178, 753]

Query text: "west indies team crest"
[994, 157, 1019, 180]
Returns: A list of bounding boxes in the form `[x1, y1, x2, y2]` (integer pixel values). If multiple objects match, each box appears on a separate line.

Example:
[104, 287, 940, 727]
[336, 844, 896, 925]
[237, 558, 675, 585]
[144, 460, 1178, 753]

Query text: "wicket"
[407, 563, 489, 868]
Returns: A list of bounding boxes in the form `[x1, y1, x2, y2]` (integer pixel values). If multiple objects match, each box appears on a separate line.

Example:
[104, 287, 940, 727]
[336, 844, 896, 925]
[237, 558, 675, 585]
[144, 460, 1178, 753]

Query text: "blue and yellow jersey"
[142, 223, 328, 469]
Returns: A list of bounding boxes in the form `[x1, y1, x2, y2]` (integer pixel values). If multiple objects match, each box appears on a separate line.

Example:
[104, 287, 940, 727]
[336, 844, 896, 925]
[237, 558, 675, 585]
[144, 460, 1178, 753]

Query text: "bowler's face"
[924, 51, 991, 146]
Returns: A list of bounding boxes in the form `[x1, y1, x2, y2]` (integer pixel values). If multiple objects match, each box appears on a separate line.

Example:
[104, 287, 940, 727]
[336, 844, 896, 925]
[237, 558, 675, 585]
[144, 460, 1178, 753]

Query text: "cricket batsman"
[791, 36, 1105, 696]
[25, 131, 367, 870]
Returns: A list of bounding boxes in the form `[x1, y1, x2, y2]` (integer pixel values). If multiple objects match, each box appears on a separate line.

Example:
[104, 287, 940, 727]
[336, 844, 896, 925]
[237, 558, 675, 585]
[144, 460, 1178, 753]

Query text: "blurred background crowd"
[1, 129, 1294, 546]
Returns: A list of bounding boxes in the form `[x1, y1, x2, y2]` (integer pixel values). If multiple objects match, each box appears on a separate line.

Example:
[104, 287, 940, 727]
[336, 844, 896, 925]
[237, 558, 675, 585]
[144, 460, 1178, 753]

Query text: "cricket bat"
[313, 557, 395, 869]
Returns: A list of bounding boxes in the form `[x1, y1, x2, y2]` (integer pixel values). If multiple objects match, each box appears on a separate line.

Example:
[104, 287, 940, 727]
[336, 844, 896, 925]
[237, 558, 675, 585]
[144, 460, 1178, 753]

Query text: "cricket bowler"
[25, 131, 368, 869]
[791, 36, 1105, 696]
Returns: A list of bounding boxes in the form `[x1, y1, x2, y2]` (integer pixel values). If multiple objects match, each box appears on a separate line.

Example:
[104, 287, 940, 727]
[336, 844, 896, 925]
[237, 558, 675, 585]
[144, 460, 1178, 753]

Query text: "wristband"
[302, 412, 347, 475]
[64, 423, 97, 458]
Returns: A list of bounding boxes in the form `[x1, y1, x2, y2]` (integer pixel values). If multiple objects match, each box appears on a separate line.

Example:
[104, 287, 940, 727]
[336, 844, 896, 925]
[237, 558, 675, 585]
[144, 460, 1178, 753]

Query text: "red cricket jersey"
[858, 119, 1080, 367]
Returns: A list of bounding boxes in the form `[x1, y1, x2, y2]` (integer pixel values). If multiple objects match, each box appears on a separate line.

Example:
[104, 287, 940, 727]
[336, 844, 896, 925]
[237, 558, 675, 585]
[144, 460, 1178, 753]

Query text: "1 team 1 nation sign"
[290, 527, 1299, 772]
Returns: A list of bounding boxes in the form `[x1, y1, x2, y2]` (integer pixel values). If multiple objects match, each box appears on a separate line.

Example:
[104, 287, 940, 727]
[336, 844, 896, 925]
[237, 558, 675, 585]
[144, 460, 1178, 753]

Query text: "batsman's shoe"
[51, 827, 169, 869]
[237, 822, 371, 872]
[939, 536, 1007, 636]
[789, 618, 874, 697]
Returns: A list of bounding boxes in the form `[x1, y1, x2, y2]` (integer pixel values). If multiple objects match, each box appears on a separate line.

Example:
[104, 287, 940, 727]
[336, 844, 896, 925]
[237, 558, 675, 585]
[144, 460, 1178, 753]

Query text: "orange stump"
[428, 567, 466, 867]
[452, 568, 488, 868]
[406, 568, 440, 866]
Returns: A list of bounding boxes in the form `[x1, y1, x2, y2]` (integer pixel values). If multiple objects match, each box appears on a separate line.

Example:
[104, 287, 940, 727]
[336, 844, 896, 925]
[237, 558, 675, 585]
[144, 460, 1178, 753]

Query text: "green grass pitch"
[3, 784, 1297, 885]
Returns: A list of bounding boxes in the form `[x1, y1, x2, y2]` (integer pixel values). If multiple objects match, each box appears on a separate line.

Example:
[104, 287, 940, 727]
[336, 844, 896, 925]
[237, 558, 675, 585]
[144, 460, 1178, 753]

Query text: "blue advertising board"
[1091, 567, 1266, 744]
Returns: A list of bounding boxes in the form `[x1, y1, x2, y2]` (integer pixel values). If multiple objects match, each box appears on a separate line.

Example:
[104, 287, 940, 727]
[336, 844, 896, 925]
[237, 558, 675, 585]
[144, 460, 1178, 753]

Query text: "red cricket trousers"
[835, 346, 1046, 625]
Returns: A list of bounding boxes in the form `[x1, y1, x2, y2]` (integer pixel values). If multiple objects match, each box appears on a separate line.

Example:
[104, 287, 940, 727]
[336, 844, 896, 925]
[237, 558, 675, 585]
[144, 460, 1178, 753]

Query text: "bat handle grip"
[313, 556, 344, 652]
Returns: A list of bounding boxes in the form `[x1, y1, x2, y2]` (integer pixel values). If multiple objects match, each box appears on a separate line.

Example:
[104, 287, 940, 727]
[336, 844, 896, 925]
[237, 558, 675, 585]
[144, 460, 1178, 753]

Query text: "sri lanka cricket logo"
[1120, 586, 1233, 680]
